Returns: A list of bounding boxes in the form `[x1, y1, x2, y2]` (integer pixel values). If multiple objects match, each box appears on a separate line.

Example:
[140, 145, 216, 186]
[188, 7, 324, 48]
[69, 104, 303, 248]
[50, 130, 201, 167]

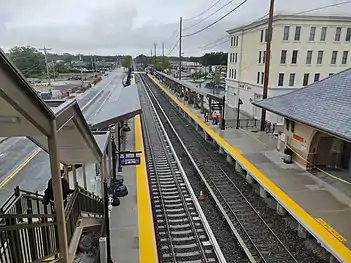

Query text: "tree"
[155, 57, 171, 71]
[8, 46, 46, 77]
[121, 55, 132, 68]
[201, 52, 227, 66]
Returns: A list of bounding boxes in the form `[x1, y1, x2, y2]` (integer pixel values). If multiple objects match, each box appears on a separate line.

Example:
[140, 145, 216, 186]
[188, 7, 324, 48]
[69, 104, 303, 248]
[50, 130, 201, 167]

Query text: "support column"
[226, 154, 234, 164]
[101, 160, 105, 197]
[276, 203, 287, 216]
[200, 95, 204, 113]
[72, 165, 77, 186]
[235, 162, 243, 173]
[208, 98, 212, 119]
[260, 186, 268, 199]
[298, 224, 308, 239]
[47, 120, 68, 262]
[83, 165, 87, 189]
[246, 173, 254, 184]
[108, 133, 113, 180]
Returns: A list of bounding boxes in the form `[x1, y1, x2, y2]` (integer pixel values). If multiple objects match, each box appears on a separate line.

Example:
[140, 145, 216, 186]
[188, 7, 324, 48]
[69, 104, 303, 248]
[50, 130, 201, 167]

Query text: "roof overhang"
[0, 49, 55, 138]
[29, 100, 103, 164]
[89, 84, 142, 129]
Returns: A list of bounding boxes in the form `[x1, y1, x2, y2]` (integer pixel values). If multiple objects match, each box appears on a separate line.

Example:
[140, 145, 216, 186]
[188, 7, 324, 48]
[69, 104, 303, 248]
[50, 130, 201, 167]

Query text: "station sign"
[120, 156, 141, 166]
[211, 104, 222, 111]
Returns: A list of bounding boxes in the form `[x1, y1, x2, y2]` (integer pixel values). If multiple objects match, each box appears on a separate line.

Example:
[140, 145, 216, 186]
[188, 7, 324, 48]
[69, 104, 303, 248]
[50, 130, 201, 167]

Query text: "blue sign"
[120, 156, 141, 166]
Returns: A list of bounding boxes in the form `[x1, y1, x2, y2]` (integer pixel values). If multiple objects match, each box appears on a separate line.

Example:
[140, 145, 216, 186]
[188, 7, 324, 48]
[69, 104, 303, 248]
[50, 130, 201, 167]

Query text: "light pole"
[236, 98, 243, 129]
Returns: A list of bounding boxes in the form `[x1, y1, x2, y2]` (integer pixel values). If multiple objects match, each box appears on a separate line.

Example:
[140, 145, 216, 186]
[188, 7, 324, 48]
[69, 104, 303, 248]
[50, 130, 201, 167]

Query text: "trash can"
[283, 148, 293, 164]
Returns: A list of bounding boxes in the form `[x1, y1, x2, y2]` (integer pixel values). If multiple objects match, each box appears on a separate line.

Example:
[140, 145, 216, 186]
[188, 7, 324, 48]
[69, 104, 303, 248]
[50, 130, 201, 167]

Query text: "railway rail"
[139, 73, 304, 263]
[139, 75, 225, 263]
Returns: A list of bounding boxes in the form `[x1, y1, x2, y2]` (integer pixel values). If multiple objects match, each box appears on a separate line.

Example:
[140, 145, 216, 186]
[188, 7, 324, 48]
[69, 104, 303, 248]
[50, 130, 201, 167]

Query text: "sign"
[293, 134, 304, 143]
[211, 103, 222, 111]
[120, 156, 141, 166]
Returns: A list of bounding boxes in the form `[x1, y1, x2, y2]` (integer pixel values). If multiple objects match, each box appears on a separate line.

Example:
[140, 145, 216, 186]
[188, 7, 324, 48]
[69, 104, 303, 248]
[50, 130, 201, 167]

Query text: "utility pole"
[260, 0, 275, 131]
[39, 47, 52, 86]
[154, 42, 157, 66]
[178, 17, 183, 80]
[52, 63, 56, 82]
[91, 55, 94, 72]
[162, 42, 165, 68]
[79, 56, 84, 87]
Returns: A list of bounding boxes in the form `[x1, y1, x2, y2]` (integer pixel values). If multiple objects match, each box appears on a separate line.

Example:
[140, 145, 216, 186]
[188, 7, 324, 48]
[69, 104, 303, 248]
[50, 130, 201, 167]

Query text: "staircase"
[0, 185, 104, 263]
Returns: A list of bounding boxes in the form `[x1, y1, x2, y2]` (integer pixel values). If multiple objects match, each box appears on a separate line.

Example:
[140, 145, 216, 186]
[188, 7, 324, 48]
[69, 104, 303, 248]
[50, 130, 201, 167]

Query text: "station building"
[253, 68, 351, 176]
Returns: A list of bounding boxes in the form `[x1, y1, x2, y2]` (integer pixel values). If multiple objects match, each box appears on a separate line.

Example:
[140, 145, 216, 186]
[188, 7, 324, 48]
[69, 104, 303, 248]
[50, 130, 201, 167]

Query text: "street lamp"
[117, 122, 131, 172]
[236, 98, 243, 129]
[220, 95, 226, 130]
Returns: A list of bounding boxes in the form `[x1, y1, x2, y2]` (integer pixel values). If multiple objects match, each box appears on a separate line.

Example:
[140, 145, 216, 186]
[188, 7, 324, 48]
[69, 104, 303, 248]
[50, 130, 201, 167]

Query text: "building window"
[235, 53, 238, 63]
[346, 28, 351, 41]
[236, 36, 239, 46]
[309, 27, 316, 41]
[261, 72, 264, 84]
[317, 51, 324, 64]
[283, 26, 290, 40]
[335, 27, 342, 41]
[257, 72, 260, 84]
[228, 69, 231, 78]
[234, 69, 237, 79]
[294, 26, 301, 41]
[306, 50, 313, 64]
[229, 53, 232, 63]
[264, 29, 268, 42]
[230, 37, 233, 46]
[258, 51, 262, 63]
[320, 27, 327, 41]
[303, 73, 309, 86]
[262, 51, 266, 63]
[233, 37, 236, 46]
[314, 73, 320, 82]
[331, 51, 338, 64]
[342, 51, 349, 64]
[329, 73, 334, 77]
[291, 121, 295, 133]
[278, 73, 284, 86]
[289, 73, 295, 86]
[280, 50, 287, 64]
[291, 50, 298, 64]
[285, 119, 290, 131]
[260, 30, 264, 42]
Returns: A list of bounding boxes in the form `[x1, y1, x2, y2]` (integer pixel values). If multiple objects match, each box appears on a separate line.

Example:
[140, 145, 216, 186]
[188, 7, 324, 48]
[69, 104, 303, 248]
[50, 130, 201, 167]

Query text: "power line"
[184, 0, 237, 31]
[200, 35, 228, 48]
[183, 0, 248, 38]
[184, 0, 221, 21]
[293, 0, 351, 15]
[168, 39, 180, 55]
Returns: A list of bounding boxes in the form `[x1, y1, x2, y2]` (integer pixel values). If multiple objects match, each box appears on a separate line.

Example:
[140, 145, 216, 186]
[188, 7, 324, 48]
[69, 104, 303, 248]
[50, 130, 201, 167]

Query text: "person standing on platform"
[204, 110, 209, 122]
[212, 111, 218, 125]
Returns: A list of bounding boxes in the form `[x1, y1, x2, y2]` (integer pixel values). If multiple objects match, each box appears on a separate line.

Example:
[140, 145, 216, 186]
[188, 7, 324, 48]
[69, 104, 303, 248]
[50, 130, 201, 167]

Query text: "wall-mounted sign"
[120, 156, 141, 166]
[293, 134, 304, 143]
[211, 103, 222, 111]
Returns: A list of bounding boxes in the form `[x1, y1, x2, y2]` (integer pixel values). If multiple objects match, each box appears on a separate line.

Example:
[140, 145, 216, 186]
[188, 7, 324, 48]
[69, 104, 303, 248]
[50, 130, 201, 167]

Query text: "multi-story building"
[226, 14, 351, 124]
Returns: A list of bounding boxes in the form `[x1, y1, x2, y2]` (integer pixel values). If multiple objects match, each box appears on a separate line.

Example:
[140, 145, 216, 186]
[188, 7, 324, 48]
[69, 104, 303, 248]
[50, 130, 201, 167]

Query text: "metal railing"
[225, 118, 261, 129]
[0, 185, 104, 263]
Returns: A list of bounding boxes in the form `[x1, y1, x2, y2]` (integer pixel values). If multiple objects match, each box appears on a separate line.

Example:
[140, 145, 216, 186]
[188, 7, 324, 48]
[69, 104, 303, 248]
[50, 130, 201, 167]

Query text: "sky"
[1, 0, 350, 57]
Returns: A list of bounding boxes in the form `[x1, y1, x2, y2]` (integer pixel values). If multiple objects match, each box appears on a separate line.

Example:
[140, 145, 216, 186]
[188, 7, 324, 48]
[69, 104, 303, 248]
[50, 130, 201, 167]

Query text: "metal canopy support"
[83, 165, 87, 189]
[108, 133, 113, 179]
[47, 119, 68, 262]
[72, 165, 77, 186]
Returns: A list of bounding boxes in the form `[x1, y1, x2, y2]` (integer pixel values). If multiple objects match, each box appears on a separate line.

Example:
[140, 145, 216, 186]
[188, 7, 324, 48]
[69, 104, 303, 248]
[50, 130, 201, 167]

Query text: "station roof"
[89, 83, 142, 129]
[156, 71, 224, 102]
[0, 48, 103, 165]
[252, 68, 351, 142]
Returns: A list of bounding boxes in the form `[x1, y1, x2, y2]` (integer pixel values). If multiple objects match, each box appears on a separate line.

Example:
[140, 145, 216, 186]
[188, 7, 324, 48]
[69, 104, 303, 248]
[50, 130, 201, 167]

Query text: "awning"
[89, 84, 142, 129]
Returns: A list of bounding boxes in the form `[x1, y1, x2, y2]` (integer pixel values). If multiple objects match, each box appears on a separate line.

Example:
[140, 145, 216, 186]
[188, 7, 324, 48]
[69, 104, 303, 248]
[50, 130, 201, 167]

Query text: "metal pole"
[179, 17, 182, 80]
[236, 100, 240, 129]
[220, 95, 225, 130]
[104, 180, 113, 263]
[47, 120, 69, 262]
[260, 0, 275, 131]
[40, 47, 52, 86]
[154, 42, 157, 66]
[162, 42, 165, 68]
[117, 123, 122, 172]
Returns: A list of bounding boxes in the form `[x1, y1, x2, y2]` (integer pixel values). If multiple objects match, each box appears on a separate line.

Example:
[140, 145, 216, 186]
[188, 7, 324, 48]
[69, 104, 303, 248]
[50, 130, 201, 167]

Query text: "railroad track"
[138, 75, 225, 263]
[139, 73, 301, 263]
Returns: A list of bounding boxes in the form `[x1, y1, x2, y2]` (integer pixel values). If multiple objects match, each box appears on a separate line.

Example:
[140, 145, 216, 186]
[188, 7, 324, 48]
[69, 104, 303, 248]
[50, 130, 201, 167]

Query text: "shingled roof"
[252, 68, 351, 142]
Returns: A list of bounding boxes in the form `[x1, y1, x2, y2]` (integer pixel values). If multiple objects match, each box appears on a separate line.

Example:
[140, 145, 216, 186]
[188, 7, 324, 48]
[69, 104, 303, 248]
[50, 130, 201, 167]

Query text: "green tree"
[155, 56, 171, 71]
[121, 55, 132, 68]
[8, 46, 46, 77]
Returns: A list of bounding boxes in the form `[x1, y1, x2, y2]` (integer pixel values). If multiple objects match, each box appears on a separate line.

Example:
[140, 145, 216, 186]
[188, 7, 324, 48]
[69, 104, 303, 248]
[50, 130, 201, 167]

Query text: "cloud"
[1, 0, 351, 56]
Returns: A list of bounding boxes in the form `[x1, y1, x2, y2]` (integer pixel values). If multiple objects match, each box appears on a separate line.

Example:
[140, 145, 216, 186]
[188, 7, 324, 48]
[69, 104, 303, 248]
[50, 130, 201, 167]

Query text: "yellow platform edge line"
[148, 74, 351, 262]
[134, 114, 158, 263]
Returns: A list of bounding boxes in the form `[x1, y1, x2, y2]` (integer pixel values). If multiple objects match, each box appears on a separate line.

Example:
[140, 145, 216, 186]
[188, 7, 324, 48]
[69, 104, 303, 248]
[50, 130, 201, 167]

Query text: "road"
[0, 69, 125, 205]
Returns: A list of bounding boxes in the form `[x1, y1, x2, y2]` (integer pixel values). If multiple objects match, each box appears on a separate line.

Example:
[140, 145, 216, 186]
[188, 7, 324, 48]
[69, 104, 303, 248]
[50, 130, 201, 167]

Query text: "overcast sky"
[1, 0, 350, 57]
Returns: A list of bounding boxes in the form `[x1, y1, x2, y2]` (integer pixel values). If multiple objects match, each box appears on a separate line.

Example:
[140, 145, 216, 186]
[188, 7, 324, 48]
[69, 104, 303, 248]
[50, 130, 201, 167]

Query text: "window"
[262, 51, 266, 63]
[346, 28, 351, 41]
[320, 27, 327, 41]
[260, 30, 264, 42]
[257, 72, 260, 84]
[291, 121, 295, 133]
[234, 69, 237, 79]
[314, 73, 320, 82]
[329, 73, 334, 77]
[235, 53, 238, 63]
[291, 50, 298, 64]
[335, 27, 342, 41]
[283, 26, 290, 40]
[261, 72, 264, 84]
[331, 51, 338, 64]
[265, 29, 268, 42]
[303, 73, 309, 86]
[228, 69, 231, 78]
[258, 51, 262, 63]
[230, 53, 232, 63]
[309, 27, 316, 41]
[233, 37, 236, 46]
[294, 26, 301, 41]
[236, 36, 239, 46]
[280, 50, 287, 64]
[306, 50, 313, 64]
[317, 51, 324, 64]
[278, 73, 284, 86]
[342, 51, 349, 64]
[289, 73, 295, 86]
[285, 119, 290, 131]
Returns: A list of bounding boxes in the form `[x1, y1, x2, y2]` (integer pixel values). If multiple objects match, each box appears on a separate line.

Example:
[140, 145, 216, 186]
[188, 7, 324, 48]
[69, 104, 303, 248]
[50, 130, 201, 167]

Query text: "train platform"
[149, 74, 351, 263]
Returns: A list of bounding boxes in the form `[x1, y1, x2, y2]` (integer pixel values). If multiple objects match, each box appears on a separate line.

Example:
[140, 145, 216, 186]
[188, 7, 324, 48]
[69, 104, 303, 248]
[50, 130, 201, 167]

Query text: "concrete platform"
[149, 74, 351, 263]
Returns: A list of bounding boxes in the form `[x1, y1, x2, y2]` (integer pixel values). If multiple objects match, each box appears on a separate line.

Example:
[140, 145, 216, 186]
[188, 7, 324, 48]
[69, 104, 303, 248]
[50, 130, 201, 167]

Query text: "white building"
[226, 14, 351, 124]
